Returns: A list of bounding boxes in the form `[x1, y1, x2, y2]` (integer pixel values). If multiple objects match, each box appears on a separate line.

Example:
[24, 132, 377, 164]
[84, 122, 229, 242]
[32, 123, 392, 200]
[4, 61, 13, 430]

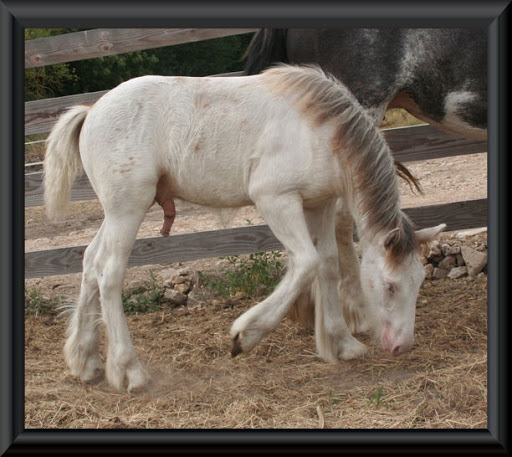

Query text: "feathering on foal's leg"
[230, 193, 320, 356]
[287, 288, 315, 329]
[334, 200, 379, 336]
[306, 201, 367, 361]
[64, 223, 105, 383]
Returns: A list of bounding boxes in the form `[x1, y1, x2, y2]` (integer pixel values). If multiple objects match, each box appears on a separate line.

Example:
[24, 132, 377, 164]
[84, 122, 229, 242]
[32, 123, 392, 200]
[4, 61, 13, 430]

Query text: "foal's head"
[360, 220, 446, 356]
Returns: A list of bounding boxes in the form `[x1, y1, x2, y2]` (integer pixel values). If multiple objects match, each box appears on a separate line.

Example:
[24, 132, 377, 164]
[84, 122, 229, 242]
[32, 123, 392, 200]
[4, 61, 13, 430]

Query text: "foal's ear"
[383, 227, 401, 250]
[414, 223, 447, 245]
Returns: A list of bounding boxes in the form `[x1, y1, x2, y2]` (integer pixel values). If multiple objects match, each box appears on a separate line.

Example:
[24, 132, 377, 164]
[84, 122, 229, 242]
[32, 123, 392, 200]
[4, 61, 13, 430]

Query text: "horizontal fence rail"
[25, 124, 487, 207]
[25, 199, 487, 279]
[26, 89, 109, 136]
[25, 28, 258, 68]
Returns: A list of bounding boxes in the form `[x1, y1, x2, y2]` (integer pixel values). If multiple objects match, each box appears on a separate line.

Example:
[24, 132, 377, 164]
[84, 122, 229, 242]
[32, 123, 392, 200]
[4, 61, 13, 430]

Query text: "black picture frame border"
[1, 0, 509, 454]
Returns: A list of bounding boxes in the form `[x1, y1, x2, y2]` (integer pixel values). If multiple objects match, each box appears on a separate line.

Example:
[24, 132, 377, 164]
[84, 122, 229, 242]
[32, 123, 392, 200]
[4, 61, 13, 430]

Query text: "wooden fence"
[24, 28, 487, 279]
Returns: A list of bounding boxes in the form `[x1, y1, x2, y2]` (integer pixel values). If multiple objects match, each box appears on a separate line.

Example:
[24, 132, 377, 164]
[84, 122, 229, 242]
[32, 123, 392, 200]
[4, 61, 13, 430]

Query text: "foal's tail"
[43, 105, 90, 220]
[243, 29, 288, 75]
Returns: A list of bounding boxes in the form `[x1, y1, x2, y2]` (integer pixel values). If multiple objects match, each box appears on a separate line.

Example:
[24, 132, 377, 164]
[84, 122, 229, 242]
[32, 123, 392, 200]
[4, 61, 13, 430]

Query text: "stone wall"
[422, 228, 487, 280]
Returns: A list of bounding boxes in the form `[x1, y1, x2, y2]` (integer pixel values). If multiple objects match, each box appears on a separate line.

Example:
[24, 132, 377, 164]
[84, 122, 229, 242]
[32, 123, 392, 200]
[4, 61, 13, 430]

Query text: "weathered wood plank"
[25, 172, 94, 207]
[403, 198, 487, 232]
[24, 199, 487, 278]
[24, 72, 244, 136]
[383, 124, 487, 162]
[25, 224, 284, 279]
[24, 124, 487, 207]
[25, 90, 109, 136]
[25, 28, 257, 68]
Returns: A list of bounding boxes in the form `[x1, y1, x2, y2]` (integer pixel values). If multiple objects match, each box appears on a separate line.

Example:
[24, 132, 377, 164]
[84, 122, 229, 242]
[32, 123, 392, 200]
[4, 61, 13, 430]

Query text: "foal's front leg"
[230, 193, 320, 355]
[307, 202, 367, 361]
[335, 200, 378, 336]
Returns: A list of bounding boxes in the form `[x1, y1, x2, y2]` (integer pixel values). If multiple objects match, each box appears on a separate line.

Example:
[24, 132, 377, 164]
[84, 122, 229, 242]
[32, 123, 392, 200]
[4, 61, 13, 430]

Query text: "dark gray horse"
[243, 28, 486, 336]
[244, 29, 487, 140]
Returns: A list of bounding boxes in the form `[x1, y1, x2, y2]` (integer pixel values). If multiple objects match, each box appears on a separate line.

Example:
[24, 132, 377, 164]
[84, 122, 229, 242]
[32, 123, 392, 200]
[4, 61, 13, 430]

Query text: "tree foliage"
[149, 34, 253, 77]
[25, 29, 78, 101]
[25, 29, 253, 101]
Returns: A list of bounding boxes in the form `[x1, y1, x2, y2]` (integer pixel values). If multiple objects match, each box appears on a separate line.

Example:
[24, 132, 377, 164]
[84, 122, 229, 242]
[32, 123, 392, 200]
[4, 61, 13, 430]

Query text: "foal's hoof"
[128, 381, 152, 394]
[126, 367, 153, 393]
[83, 368, 105, 385]
[231, 334, 243, 358]
[338, 338, 368, 361]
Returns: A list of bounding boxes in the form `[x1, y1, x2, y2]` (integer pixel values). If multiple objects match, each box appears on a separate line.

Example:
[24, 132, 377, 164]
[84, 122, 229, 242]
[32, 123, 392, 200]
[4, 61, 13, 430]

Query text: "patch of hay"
[25, 275, 487, 429]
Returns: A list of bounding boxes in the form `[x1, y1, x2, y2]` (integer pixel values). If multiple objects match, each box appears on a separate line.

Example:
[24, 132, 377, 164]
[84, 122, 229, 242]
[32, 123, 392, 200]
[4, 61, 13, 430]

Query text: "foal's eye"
[384, 282, 395, 294]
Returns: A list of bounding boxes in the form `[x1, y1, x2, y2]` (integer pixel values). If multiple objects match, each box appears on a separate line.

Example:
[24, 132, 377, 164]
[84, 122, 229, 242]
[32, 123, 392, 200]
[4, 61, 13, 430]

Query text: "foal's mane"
[261, 64, 416, 263]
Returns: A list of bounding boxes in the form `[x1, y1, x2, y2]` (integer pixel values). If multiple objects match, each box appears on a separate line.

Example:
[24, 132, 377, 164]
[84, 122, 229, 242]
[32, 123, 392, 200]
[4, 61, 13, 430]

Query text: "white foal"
[44, 64, 444, 391]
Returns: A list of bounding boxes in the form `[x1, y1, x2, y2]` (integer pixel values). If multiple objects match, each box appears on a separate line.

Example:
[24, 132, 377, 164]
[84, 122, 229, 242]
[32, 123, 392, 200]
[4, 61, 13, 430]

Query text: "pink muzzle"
[381, 322, 413, 356]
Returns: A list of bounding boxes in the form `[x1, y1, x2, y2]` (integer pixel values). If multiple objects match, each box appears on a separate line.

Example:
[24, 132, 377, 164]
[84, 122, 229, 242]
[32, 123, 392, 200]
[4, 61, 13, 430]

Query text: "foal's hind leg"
[95, 203, 154, 392]
[64, 223, 105, 383]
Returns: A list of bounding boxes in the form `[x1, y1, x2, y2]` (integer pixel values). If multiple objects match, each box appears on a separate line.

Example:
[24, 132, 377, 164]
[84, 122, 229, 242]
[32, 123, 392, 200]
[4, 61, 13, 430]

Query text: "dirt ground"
[24, 149, 488, 429]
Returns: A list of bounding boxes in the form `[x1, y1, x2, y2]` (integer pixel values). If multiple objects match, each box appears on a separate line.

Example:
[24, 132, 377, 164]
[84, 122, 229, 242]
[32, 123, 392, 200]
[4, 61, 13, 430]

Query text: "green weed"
[328, 392, 343, 406]
[122, 271, 166, 314]
[26, 272, 166, 317]
[367, 386, 389, 408]
[202, 251, 284, 300]
[25, 287, 63, 316]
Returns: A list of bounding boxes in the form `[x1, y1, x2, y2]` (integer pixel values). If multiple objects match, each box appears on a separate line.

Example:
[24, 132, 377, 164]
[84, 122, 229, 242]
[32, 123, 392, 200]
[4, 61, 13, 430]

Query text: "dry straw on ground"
[25, 270, 487, 429]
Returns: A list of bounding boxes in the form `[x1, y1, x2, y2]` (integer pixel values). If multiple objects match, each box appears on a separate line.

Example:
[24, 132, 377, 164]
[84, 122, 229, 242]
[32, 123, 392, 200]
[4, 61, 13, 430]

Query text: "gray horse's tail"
[243, 29, 288, 75]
